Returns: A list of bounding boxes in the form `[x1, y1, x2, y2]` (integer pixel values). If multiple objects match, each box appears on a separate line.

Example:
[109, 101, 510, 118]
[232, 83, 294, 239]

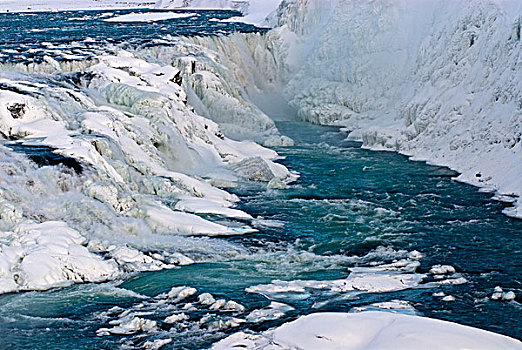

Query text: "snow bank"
[213, 311, 522, 350]
[0, 221, 119, 294]
[276, 0, 522, 217]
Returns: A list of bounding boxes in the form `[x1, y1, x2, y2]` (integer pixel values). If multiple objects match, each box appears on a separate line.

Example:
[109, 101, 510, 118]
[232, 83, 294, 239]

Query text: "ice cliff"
[273, 0, 522, 217]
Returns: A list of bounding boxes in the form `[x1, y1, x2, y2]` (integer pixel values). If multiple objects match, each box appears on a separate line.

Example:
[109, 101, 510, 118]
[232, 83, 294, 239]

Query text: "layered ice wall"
[139, 33, 289, 142]
[276, 0, 522, 217]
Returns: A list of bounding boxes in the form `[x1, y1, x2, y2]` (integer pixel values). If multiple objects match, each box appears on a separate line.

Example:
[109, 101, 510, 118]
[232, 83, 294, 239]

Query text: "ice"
[246, 261, 426, 300]
[213, 311, 522, 350]
[430, 265, 456, 275]
[491, 287, 516, 301]
[245, 302, 294, 323]
[0, 44, 294, 294]
[110, 246, 171, 272]
[143, 339, 172, 350]
[154, 0, 283, 26]
[97, 316, 157, 336]
[165, 286, 198, 301]
[0, 0, 152, 13]
[164, 312, 189, 323]
[198, 292, 216, 305]
[174, 198, 253, 219]
[0, 221, 119, 293]
[103, 12, 197, 23]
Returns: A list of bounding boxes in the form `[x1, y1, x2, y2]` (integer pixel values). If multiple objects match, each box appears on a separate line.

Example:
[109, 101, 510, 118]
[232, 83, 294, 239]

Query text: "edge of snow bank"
[212, 311, 522, 350]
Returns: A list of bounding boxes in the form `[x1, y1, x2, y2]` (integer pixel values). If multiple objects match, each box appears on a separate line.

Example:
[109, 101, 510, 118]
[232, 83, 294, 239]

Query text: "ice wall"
[277, 0, 522, 217]
[140, 33, 290, 143]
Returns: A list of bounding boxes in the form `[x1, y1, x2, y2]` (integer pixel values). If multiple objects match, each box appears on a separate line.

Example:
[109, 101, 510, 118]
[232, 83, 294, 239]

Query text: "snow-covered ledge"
[213, 311, 522, 349]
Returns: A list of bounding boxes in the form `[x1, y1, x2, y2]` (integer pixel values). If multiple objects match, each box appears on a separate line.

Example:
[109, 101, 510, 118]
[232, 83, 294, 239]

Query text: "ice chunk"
[164, 312, 189, 324]
[166, 286, 197, 302]
[430, 265, 456, 275]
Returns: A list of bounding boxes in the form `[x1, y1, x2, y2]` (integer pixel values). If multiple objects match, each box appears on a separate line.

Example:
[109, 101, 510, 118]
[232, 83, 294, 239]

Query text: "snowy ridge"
[275, 0, 522, 217]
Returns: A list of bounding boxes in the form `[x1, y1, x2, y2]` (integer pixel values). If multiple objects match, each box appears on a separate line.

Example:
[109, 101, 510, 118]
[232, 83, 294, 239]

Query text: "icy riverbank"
[0, 0, 153, 13]
[271, 0, 522, 218]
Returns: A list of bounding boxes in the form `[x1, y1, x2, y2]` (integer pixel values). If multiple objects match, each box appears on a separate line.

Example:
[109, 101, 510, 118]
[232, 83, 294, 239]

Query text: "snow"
[245, 259, 426, 302]
[97, 316, 157, 336]
[0, 221, 119, 294]
[0, 44, 294, 293]
[213, 311, 522, 350]
[103, 12, 197, 22]
[0, 2, 520, 347]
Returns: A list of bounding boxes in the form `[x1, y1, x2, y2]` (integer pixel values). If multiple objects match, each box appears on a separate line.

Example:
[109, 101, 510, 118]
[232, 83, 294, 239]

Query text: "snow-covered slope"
[213, 311, 522, 349]
[276, 0, 522, 218]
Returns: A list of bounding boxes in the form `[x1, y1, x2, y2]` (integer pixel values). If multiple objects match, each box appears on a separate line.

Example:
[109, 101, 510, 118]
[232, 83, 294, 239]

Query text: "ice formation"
[151, 0, 522, 218]
[213, 311, 522, 350]
[0, 40, 295, 293]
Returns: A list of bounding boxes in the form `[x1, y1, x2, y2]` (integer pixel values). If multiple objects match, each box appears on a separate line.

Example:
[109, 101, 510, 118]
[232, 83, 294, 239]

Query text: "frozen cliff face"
[277, 0, 522, 217]
[140, 33, 290, 142]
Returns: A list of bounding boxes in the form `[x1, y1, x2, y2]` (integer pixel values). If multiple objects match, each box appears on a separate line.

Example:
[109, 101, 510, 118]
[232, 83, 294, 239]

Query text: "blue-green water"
[0, 9, 520, 349]
[0, 9, 266, 63]
[0, 121, 520, 349]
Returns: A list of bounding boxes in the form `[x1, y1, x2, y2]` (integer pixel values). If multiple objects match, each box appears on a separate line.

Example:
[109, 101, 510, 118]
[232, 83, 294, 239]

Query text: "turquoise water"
[0, 9, 266, 63]
[0, 121, 520, 349]
[0, 9, 520, 350]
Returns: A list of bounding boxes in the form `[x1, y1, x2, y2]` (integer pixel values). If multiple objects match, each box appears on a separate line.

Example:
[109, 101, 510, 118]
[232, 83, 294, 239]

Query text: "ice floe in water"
[245, 259, 426, 303]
